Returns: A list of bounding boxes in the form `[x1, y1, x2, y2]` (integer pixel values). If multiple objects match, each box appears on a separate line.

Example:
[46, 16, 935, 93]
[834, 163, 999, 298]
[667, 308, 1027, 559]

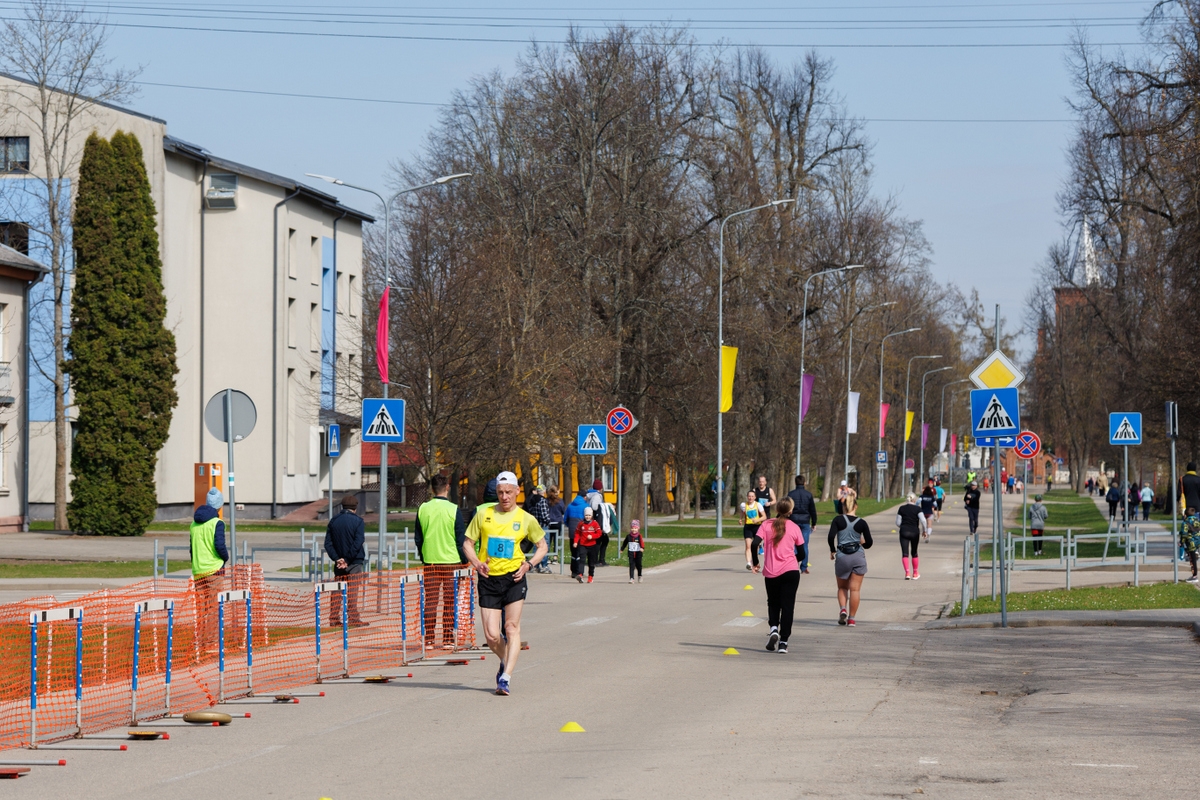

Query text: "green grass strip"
[0, 560, 158, 578]
[951, 581, 1200, 617]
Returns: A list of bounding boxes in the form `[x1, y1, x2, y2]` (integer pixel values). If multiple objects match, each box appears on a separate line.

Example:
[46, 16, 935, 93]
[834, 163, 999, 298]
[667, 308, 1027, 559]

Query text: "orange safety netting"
[0, 564, 476, 750]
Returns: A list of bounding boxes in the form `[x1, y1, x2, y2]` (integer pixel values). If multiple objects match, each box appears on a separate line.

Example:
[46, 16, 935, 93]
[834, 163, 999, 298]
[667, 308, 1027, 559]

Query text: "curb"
[926, 609, 1200, 631]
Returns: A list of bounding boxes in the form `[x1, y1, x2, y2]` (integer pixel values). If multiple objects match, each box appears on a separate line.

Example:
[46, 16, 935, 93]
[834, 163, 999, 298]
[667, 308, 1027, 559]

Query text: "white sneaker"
[629, 579, 635, 584]
[766, 627, 779, 651]
[637, 576, 642, 583]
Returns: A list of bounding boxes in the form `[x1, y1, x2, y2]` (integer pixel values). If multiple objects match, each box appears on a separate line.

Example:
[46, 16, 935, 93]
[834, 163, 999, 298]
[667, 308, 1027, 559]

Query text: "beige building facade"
[0, 72, 370, 523]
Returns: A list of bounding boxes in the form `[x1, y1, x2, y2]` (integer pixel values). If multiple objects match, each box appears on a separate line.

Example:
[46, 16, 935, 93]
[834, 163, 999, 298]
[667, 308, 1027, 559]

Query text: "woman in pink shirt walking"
[751, 497, 806, 654]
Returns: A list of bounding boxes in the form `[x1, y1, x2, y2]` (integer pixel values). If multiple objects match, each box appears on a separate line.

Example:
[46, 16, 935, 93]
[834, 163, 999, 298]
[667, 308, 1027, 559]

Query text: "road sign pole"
[1123, 444, 1129, 531]
[380, 383, 388, 597]
[997, 441, 1006, 626]
[591, 456, 595, 487]
[224, 388, 236, 565]
[1171, 427, 1179, 585]
[617, 434, 623, 544]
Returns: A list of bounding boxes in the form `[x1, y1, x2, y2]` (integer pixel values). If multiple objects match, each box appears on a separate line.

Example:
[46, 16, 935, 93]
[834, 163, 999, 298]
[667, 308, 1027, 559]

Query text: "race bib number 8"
[487, 537, 515, 560]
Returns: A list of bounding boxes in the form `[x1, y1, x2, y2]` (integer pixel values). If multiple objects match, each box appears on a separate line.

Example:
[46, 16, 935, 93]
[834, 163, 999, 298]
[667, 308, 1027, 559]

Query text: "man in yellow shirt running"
[463, 470, 547, 696]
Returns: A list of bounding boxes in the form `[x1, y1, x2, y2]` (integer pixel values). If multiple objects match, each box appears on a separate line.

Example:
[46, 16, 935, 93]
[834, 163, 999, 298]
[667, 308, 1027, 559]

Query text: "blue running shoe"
[496, 661, 504, 691]
[496, 676, 510, 696]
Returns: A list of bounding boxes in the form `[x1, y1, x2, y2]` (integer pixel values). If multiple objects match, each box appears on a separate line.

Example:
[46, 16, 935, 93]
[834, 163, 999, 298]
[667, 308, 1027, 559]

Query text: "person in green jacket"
[415, 474, 467, 648]
[190, 488, 229, 652]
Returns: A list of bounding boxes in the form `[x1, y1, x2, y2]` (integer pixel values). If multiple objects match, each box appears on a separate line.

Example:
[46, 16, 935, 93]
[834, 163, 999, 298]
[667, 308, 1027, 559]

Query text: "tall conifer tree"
[67, 131, 178, 535]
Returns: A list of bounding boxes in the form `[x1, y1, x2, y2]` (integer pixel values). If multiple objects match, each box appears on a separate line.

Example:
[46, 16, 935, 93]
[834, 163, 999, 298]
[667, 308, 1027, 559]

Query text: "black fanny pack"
[837, 542, 861, 555]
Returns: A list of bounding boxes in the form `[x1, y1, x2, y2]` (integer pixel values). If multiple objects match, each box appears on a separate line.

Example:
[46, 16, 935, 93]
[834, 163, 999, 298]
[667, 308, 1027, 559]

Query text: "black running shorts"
[477, 571, 528, 610]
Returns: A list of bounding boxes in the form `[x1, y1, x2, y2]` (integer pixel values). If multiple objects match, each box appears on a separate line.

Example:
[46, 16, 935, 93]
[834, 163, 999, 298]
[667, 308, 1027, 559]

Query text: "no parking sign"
[1014, 431, 1041, 460]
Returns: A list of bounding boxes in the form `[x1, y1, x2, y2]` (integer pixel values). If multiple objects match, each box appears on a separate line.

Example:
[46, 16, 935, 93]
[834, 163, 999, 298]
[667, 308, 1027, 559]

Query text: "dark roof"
[0, 243, 49, 275]
[164, 136, 375, 223]
[0, 71, 167, 125]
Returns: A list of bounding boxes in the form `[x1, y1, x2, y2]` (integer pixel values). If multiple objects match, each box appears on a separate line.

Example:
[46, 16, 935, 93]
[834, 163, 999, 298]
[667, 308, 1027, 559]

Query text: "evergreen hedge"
[66, 131, 178, 536]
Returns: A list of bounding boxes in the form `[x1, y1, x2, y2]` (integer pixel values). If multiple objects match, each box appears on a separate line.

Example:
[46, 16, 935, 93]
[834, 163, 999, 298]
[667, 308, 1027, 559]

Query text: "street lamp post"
[717, 198, 795, 540]
[902, 354, 942, 496]
[876, 327, 920, 501]
[919, 366, 953, 487]
[796, 264, 863, 477]
[306, 171, 471, 572]
[939, 378, 972, 484]
[843, 302, 896, 485]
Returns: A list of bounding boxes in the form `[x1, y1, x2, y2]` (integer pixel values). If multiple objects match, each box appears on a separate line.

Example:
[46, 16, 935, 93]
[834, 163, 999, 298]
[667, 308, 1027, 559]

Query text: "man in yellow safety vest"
[190, 488, 229, 652]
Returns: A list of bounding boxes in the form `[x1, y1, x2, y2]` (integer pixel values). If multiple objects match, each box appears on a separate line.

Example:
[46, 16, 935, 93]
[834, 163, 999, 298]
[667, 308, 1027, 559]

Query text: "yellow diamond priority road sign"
[969, 350, 1024, 390]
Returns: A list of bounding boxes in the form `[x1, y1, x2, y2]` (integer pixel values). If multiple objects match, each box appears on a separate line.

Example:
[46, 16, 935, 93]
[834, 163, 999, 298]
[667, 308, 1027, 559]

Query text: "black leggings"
[899, 535, 920, 558]
[764, 570, 801, 643]
[585, 544, 600, 577]
[966, 507, 979, 533]
[1108, 501, 1119, 519]
[628, 552, 643, 579]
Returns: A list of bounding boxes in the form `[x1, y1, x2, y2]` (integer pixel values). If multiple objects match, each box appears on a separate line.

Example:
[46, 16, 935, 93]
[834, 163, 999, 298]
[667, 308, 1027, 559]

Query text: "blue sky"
[88, 0, 1153, 354]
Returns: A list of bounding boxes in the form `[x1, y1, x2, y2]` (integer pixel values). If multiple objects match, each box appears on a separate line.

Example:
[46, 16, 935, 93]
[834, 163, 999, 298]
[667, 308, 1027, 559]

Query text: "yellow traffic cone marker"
[560, 722, 586, 732]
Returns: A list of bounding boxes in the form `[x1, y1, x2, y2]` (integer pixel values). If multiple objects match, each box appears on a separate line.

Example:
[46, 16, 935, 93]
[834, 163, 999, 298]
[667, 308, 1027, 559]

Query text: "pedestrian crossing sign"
[577, 424, 608, 455]
[361, 398, 405, 443]
[1109, 412, 1142, 446]
[971, 388, 1020, 438]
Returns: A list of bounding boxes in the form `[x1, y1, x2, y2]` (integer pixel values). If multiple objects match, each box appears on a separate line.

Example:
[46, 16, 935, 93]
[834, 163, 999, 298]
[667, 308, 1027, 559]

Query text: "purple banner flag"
[800, 373, 816, 421]
[921, 423, 929, 450]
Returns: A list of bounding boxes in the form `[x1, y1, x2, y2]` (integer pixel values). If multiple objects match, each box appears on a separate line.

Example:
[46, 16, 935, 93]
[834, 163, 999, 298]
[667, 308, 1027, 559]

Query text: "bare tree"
[0, 0, 137, 528]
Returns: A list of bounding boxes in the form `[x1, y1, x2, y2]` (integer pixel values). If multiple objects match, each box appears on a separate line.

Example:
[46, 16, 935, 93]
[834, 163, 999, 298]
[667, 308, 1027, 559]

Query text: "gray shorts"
[834, 549, 868, 580]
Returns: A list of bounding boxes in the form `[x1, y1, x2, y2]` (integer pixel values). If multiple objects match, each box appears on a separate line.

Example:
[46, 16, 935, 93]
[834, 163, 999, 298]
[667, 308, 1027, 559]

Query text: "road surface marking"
[723, 617, 763, 627]
[571, 616, 616, 626]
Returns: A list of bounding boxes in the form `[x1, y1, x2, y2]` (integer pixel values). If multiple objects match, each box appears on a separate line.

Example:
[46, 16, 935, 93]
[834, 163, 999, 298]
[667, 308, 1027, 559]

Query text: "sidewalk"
[928, 607, 1200, 630]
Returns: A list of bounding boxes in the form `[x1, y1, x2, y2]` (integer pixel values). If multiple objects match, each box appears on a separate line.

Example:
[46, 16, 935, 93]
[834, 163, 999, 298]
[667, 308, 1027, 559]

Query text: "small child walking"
[1029, 494, 1048, 555]
[621, 519, 645, 583]
[1181, 508, 1200, 583]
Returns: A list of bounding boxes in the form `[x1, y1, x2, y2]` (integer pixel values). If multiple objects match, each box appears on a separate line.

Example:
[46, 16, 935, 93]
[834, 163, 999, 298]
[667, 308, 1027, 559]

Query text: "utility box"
[194, 463, 224, 518]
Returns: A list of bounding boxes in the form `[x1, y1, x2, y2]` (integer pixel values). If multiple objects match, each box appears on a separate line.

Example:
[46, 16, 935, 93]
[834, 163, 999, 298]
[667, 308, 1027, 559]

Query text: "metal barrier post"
[972, 530, 980, 600]
[453, 571, 460, 647]
[961, 537, 970, 617]
[73, 614, 83, 736]
[1133, 527, 1140, 587]
[1065, 529, 1072, 590]
[341, 583, 349, 678]
[314, 586, 322, 683]
[29, 616, 37, 747]
[166, 604, 174, 712]
[131, 605, 142, 721]
[217, 594, 226, 703]
[400, 577, 407, 664]
[245, 592, 253, 695]
[418, 574, 427, 661]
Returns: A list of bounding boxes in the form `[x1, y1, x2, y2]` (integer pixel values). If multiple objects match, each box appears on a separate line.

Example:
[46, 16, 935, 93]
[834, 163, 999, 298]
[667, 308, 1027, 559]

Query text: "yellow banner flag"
[905, 410, 915, 441]
[720, 346, 738, 412]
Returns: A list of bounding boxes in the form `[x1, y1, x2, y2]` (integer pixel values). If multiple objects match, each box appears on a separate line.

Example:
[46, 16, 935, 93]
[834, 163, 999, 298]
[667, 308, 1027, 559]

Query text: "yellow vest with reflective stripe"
[189, 517, 224, 577]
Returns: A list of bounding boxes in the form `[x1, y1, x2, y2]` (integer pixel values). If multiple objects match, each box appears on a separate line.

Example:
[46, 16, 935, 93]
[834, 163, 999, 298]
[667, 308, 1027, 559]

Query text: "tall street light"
[843, 301, 896, 485]
[717, 198, 795, 540]
[945, 383, 973, 498]
[919, 366, 953, 487]
[939, 378, 972, 470]
[796, 263, 864, 476]
[902, 354, 942, 496]
[876, 327, 920, 500]
[306, 170, 472, 572]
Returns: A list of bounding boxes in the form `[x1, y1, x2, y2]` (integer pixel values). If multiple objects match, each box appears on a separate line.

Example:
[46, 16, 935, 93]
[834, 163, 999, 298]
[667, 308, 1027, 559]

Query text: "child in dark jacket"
[621, 519, 645, 583]
[573, 508, 604, 583]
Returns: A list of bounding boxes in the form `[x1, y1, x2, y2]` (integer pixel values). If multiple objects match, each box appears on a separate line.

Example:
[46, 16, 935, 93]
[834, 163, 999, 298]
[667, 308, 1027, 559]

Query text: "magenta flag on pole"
[921, 423, 929, 450]
[950, 434, 957, 456]
[879, 403, 890, 439]
[800, 373, 816, 421]
[376, 287, 390, 384]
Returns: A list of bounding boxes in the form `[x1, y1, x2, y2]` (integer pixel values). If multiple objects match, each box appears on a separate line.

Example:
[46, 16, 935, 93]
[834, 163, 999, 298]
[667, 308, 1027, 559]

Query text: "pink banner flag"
[376, 287, 390, 384]
[879, 403, 890, 439]
[950, 434, 957, 456]
[800, 373, 816, 421]
[921, 423, 929, 450]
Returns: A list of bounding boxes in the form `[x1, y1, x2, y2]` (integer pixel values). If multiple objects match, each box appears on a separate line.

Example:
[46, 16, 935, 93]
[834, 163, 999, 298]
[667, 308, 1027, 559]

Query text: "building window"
[287, 228, 297, 279]
[0, 222, 29, 255]
[286, 368, 296, 476]
[310, 237, 321, 285]
[205, 173, 238, 209]
[348, 274, 358, 317]
[287, 298, 297, 348]
[0, 138, 29, 172]
[0, 304, 7, 362]
[602, 465, 615, 492]
[0, 423, 6, 487]
[310, 303, 319, 351]
[336, 271, 345, 315]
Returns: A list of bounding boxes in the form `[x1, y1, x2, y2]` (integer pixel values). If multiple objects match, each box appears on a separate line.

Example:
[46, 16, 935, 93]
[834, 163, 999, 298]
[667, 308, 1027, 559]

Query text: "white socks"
[501, 672, 511, 682]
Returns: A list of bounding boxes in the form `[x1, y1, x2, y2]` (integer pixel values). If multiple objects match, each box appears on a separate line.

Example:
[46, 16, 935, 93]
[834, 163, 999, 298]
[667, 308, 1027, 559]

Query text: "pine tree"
[66, 131, 178, 536]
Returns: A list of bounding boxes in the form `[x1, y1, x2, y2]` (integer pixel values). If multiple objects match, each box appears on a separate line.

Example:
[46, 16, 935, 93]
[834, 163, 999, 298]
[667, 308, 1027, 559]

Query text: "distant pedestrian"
[324, 494, 366, 627]
[585, 479, 610, 566]
[754, 474, 777, 518]
[835, 480, 851, 515]
[416, 475, 467, 648]
[963, 481, 981, 534]
[1047, 474, 1054, 493]
[740, 489, 767, 572]
[1086, 477, 1093, 496]
[786, 475, 818, 574]
[1006, 474, 1015, 494]
[190, 487, 230, 652]
[1140, 484, 1154, 521]
[896, 493, 928, 580]
[1181, 508, 1200, 583]
[752, 497, 805, 654]
[565, 490, 589, 579]
[934, 480, 945, 520]
[1182, 464, 1200, 514]
[544, 486, 566, 572]
[523, 483, 552, 572]
[919, 486, 936, 539]
[620, 519, 645, 583]
[1105, 483, 1121, 520]
[572, 508, 604, 584]
[828, 496, 873, 627]
[1029, 494, 1048, 556]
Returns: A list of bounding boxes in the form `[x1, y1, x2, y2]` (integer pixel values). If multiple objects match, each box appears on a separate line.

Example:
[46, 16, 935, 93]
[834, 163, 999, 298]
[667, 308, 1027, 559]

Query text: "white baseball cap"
[840, 480, 848, 486]
[496, 470, 519, 487]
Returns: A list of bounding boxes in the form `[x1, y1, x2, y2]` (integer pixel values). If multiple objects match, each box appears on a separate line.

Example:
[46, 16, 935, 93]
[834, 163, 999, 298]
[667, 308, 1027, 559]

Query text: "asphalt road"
[4, 495, 1195, 798]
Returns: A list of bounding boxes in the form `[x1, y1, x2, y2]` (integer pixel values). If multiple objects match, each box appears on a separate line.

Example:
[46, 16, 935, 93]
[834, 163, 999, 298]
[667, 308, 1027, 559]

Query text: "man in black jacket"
[1181, 463, 1200, 515]
[324, 494, 366, 626]
[787, 475, 818, 574]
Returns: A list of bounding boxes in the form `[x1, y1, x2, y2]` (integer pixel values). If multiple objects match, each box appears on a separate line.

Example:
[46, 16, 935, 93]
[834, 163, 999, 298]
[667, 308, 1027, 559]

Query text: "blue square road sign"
[1109, 412, 1142, 446]
[577, 424, 608, 455]
[971, 388, 1020, 439]
[361, 398, 406, 443]
[327, 424, 341, 458]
